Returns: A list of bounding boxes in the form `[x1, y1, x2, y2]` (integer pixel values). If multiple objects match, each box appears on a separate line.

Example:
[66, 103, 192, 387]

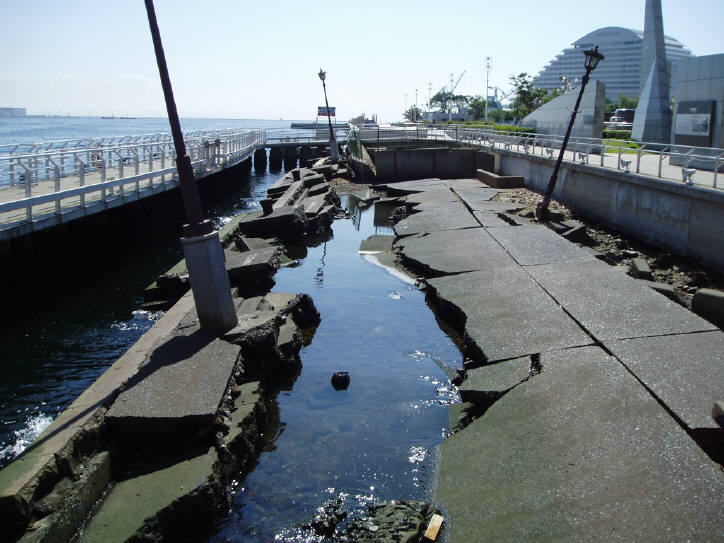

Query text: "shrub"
[603, 129, 632, 140]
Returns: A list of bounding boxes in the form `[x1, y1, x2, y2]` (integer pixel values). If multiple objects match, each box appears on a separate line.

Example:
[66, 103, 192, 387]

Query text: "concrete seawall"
[492, 149, 724, 271]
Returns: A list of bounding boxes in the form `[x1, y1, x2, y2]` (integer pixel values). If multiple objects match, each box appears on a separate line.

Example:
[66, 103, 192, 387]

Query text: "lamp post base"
[329, 137, 340, 162]
[181, 230, 238, 332]
[534, 202, 550, 221]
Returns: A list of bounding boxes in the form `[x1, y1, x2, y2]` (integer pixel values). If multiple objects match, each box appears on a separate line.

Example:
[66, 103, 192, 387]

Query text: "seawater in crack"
[211, 196, 463, 542]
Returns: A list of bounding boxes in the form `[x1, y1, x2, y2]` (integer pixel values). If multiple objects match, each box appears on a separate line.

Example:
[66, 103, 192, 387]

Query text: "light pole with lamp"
[145, 0, 237, 331]
[318, 69, 340, 162]
[536, 45, 604, 220]
[484, 57, 492, 122]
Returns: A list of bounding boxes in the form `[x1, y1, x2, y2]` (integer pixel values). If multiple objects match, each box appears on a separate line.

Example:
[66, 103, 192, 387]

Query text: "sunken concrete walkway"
[384, 178, 724, 542]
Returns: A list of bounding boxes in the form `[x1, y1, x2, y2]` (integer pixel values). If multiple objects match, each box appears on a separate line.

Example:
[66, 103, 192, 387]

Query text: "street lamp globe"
[318, 69, 326, 82]
[583, 46, 604, 72]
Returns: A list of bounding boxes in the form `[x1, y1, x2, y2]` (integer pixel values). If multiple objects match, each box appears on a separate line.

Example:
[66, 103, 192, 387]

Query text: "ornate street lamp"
[145, 0, 237, 331]
[318, 69, 340, 162]
[536, 46, 604, 220]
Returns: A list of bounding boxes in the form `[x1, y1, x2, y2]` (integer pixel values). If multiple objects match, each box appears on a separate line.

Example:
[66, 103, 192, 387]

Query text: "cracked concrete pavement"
[384, 177, 724, 542]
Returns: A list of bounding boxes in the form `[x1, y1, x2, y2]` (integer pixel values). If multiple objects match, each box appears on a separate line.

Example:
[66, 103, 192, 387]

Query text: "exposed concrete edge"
[476, 169, 524, 188]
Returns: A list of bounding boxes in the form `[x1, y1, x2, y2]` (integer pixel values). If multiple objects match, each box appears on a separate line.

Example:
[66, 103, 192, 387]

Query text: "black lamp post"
[145, 0, 237, 331]
[536, 46, 604, 220]
[318, 68, 339, 162]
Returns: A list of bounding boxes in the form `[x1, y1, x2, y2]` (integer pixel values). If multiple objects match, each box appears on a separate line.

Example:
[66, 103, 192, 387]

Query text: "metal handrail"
[351, 125, 722, 189]
[0, 129, 266, 230]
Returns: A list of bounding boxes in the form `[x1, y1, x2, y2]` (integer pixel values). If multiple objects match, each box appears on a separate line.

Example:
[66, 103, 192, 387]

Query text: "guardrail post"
[77, 157, 86, 207]
[617, 147, 623, 170]
[134, 154, 141, 194]
[601, 143, 606, 166]
[9, 162, 15, 186]
[658, 152, 664, 178]
[148, 145, 154, 190]
[636, 148, 642, 173]
[160, 145, 167, 186]
[22, 166, 32, 222]
[714, 153, 722, 188]
[49, 157, 61, 217]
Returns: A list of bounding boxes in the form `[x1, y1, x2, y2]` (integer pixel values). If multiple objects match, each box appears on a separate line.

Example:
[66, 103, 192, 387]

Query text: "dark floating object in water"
[331, 371, 350, 390]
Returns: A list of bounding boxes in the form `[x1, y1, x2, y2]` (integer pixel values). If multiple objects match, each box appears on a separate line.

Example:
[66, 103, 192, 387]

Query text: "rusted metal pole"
[535, 70, 591, 221]
[145, 0, 211, 237]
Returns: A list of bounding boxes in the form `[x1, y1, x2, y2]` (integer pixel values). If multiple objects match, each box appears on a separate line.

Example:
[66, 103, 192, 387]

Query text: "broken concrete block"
[224, 247, 281, 285]
[301, 173, 325, 188]
[308, 181, 330, 196]
[106, 337, 241, 436]
[547, 221, 570, 234]
[692, 288, 724, 329]
[561, 225, 594, 246]
[458, 357, 532, 404]
[273, 180, 305, 209]
[636, 279, 686, 306]
[238, 207, 308, 242]
[629, 257, 653, 280]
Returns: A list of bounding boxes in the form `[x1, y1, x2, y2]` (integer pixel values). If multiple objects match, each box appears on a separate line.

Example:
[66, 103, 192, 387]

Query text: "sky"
[1, 0, 722, 123]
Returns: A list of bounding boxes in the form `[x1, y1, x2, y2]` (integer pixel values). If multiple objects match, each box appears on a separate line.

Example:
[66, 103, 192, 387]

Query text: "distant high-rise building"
[533, 27, 691, 101]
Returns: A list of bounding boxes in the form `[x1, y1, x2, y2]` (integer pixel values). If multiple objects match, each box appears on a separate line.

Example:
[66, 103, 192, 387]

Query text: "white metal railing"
[351, 125, 723, 189]
[0, 129, 266, 230]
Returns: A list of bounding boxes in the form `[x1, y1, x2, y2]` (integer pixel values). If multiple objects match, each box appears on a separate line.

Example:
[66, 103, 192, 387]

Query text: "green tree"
[509, 72, 549, 121]
[451, 94, 470, 113]
[430, 90, 453, 113]
[403, 106, 423, 122]
[617, 94, 639, 109]
[468, 96, 498, 121]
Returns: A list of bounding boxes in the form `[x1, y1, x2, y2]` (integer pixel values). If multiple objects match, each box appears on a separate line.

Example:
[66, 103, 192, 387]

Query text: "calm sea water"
[212, 199, 461, 542]
[0, 116, 303, 147]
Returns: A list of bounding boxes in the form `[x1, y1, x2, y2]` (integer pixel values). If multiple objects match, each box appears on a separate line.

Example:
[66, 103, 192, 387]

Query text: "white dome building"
[533, 27, 692, 100]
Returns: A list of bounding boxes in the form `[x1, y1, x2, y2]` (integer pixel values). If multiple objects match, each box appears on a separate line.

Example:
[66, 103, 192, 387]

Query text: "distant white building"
[533, 27, 692, 101]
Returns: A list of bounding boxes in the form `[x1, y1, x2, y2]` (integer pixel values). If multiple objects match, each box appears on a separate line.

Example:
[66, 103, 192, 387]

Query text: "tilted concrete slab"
[299, 192, 328, 216]
[458, 356, 532, 403]
[609, 331, 724, 430]
[528, 260, 718, 341]
[359, 235, 395, 253]
[426, 267, 592, 362]
[436, 346, 724, 542]
[106, 332, 240, 434]
[472, 211, 517, 227]
[272, 180, 304, 209]
[224, 247, 280, 282]
[403, 188, 459, 206]
[451, 188, 500, 209]
[457, 200, 523, 214]
[394, 205, 478, 237]
[442, 178, 489, 191]
[238, 207, 308, 240]
[81, 381, 261, 543]
[487, 225, 597, 266]
[395, 228, 517, 275]
[383, 179, 445, 195]
[411, 201, 470, 214]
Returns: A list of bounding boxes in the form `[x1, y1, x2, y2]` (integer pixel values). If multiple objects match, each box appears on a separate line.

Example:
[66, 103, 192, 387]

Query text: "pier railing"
[0, 129, 265, 234]
[351, 125, 723, 189]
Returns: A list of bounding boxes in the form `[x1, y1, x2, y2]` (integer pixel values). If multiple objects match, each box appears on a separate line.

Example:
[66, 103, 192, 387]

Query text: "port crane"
[447, 71, 466, 120]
